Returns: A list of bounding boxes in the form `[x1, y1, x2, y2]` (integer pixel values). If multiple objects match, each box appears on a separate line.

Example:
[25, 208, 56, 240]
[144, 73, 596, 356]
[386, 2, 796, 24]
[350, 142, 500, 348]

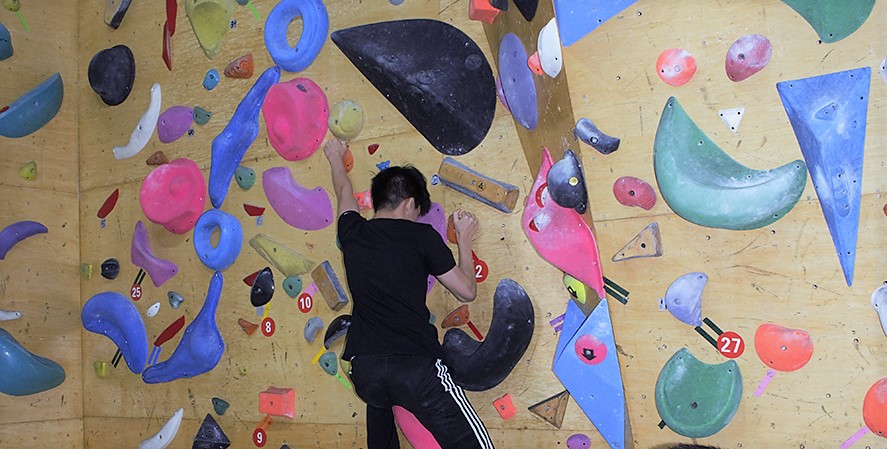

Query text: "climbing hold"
[168, 291, 184, 309]
[312, 315, 351, 362]
[513, 0, 537, 21]
[186, 0, 232, 59]
[656, 347, 742, 438]
[192, 414, 230, 449]
[113, 83, 161, 160]
[0, 73, 64, 138]
[250, 267, 275, 307]
[493, 393, 517, 419]
[342, 148, 354, 173]
[262, 78, 329, 161]
[0, 23, 10, 60]
[132, 221, 179, 287]
[566, 434, 591, 449]
[779, 0, 875, 43]
[304, 316, 323, 342]
[554, 0, 636, 47]
[212, 397, 230, 415]
[654, 97, 807, 230]
[442, 279, 534, 391]
[80, 263, 94, 280]
[194, 209, 243, 271]
[82, 291, 149, 374]
[528, 52, 545, 75]
[573, 117, 620, 155]
[872, 285, 887, 338]
[156, 106, 194, 143]
[777, 67, 870, 286]
[104, 0, 132, 29]
[238, 318, 258, 335]
[93, 361, 108, 378]
[166, 0, 178, 35]
[547, 149, 588, 214]
[718, 107, 745, 134]
[754, 323, 813, 372]
[656, 48, 697, 86]
[146, 151, 169, 166]
[283, 275, 302, 298]
[143, 272, 226, 383]
[438, 157, 520, 213]
[725, 35, 771, 82]
[327, 100, 363, 141]
[367, 143, 379, 155]
[140, 158, 206, 234]
[2, 0, 18, 11]
[101, 258, 120, 280]
[0, 327, 65, 396]
[138, 408, 183, 449]
[331, 20, 495, 155]
[234, 166, 256, 191]
[311, 261, 350, 311]
[863, 377, 887, 437]
[98, 189, 119, 220]
[259, 387, 296, 418]
[162, 20, 173, 71]
[194, 106, 212, 125]
[612, 222, 662, 262]
[499, 33, 537, 130]
[469, 0, 499, 24]
[393, 406, 442, 449]
[209, 66, 280, 208]
[417, 202, 447, 294]
[613, 176, 656, 210]
[562, 273, 591, 305]
[0, 309, 22, 321]
[146, 302, 161, 318]
[441, 304, 484, 341]
[263, 166, 334, 230]
[248, 234, 314, 277]
[659, 272, 706, 327]
[537, 18, 562, 78]
[264, 0, 327, 72]
[0, 220, 48, 260]
[203, 69, 220, 90]
[527, 390, 570, 429]
[224, 53, 254, 78]
[522, 148, 606, 300]
[88, 45, 135, 106]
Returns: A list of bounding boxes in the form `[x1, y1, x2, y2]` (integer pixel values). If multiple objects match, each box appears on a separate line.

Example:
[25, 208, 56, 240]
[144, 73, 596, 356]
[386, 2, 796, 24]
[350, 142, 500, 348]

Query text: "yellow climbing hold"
[185, 0, 233, 59]
[18, 161, 36, 180]
[328, 100, 364, 141]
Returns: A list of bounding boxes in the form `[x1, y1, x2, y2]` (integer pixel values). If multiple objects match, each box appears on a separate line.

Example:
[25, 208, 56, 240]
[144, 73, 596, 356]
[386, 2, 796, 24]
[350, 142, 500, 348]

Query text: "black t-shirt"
[338, 210, 456, 360]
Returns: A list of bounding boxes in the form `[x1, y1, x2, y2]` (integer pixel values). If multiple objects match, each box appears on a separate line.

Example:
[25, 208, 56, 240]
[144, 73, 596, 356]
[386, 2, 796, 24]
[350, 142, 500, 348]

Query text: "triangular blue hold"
[554, 0, 638, 47]
[777, 67, 870, 287]
[553, 299, 627, 449]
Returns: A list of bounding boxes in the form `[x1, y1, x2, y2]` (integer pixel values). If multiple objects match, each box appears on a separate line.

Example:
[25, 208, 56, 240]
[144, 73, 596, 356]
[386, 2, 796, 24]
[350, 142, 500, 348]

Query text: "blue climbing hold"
[0, 73, 64, 138]
[0, 23, 12, 60]
[264, 0, 328, 72]
[554, 0, 638, 47]
[82, 291, 149, 375]
[0, 327, 66, 396]
[194, 209, 243, 271]
[498, 33, 537, 130]
[203, 68, 220, 90]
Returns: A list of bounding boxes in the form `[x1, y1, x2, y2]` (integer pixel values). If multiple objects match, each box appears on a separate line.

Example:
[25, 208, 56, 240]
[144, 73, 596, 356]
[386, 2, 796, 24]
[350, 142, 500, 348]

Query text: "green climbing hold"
[212, 397, 230, 415]
[167, 291, 184, 309]
[283, 275, 303, 298]
[18, 161, 36, 180]
[194, 106, 212, 125]
[780, 0, 876, 43]
[234, 166, 256, 190]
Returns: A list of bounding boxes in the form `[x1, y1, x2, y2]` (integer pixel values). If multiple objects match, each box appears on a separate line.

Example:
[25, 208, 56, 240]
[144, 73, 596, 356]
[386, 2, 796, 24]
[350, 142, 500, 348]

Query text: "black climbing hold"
[513, 0, 537, 21]
[88, 45, 135, 106]
[100, 258, 120, 280]
[250, 267, 275, 307]
[442, 279, 535, 391]
[547, 149, 588, 214]
[193, 413, 230, 449]
[331, 19, 495, 156]
[105, 0, 132, 30]
[323, 314, 351, 347]
[490, 0, 509, 10]
[573, 117, 621, 155]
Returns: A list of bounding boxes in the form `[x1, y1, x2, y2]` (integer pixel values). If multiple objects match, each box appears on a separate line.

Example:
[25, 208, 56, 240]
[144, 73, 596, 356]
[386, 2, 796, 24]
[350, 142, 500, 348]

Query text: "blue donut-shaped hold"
[264, 0, 328, 72]
[193, 209, 243, 271]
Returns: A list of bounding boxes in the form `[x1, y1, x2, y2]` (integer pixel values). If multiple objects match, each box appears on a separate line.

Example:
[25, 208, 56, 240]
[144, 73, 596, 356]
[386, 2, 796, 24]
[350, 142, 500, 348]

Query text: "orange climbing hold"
[493, 393, 517, 420]
[225, 53, 254, 79]
[863, 377, 887, 438]
[469, 0, 499, 24]
[238, 318, 259, 335]
[259, 387, 296, 419]
[754, 323, 813, 372]
[527, 52, 544, 76]
[342, 147, 354, 173]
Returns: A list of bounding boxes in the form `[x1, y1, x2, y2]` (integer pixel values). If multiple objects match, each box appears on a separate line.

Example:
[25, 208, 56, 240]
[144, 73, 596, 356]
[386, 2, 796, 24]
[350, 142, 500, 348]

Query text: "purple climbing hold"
[498, 33, 537, 130]
[156, 106, 194, 143]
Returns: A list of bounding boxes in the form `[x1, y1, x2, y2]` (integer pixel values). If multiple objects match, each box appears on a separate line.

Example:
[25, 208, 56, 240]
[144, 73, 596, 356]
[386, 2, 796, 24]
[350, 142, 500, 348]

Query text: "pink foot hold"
[139, 158, 207, 234]
[656, 48, 697, 86]
[613, 176, 657, 210]
[262, 78, 329, 161]
[725, 34, 772, 82]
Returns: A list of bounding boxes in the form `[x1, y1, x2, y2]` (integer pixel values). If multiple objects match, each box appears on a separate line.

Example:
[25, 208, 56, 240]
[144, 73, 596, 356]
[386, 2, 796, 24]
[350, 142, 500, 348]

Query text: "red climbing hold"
[97, 188, 120, 219]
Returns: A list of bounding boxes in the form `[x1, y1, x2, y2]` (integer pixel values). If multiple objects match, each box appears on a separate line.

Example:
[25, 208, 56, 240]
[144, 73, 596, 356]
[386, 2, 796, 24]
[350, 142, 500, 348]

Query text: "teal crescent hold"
[780, 0, 876, 43]
[0, 73, 64, 138]
[653, 96, 807, 230]
[0, 327, 66, 396]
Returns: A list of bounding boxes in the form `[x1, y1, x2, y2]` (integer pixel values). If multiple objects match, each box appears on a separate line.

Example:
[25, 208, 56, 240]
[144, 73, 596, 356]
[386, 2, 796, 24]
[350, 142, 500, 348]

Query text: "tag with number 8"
[261, 317, 276, 337]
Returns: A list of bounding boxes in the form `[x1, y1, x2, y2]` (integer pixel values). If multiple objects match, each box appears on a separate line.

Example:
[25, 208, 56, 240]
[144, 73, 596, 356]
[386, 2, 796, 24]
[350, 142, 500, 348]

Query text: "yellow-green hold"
[2, 0, 19, 12]
[18, 160, 36, 180]
[563, 273, 589, 304]
[186, 0, 233, 59]
[329, 100, 364, 141]
[80, 263, 93, 280]
[93, 361, 108, 378]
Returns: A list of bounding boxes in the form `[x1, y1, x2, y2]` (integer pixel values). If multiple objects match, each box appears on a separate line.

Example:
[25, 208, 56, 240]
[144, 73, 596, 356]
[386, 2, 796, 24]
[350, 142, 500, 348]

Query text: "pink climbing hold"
[156, 106, 193, 143]
[725, 34, 772, 82]
[613, 176, 656, 210]
[393, 406, 442, 449]
[261, 78, 329, 162]
[656, 48, 697, 87]
[139, 158, 207, 234]
[263, 167, 334, 231]
[527, 52, 544, 76]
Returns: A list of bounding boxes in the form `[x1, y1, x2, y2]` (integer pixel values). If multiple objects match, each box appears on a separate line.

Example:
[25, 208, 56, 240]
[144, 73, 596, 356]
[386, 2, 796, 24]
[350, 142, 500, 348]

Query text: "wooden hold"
[311, 261, 350, 311]
[611, 222, 663, 262]
[527, 390, 570, 429]
[437, 157, 520, 213]
[259, 387, 296, 419]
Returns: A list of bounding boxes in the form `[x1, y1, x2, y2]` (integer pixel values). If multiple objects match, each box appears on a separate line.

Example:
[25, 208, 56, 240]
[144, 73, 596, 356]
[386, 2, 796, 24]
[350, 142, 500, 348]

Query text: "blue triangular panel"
[554, 300, 585, 360]
[553, 299, 626, 449]
[553, 0, 638, 47]
[776, 67, 870, 286]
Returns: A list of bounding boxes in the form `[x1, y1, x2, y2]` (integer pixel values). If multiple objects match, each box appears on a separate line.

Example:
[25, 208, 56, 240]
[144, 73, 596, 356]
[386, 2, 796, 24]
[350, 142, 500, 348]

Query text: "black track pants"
[349, 354, 494, 449]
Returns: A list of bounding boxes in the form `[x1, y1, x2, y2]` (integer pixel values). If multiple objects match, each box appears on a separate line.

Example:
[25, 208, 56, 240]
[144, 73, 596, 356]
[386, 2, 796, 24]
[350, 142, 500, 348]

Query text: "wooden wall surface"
[0, 0, 884, 448]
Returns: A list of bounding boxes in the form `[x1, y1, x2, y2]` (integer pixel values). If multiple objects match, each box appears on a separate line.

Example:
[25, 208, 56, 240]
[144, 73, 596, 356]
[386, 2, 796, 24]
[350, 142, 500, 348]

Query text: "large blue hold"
[81, 291, 149, 375]
[142, 272, 225, 383]
[264, 0, 328, 72]
[0, 73, 64, 138]
[193, 208, 243, 271]
[0, 23, 12, 60]
[498, 33, 537, 130]
[554, 0, 638, 47]
[208, 67, 280, 208]
[0, 327, 66, 396]
[777, 67, 870, 286]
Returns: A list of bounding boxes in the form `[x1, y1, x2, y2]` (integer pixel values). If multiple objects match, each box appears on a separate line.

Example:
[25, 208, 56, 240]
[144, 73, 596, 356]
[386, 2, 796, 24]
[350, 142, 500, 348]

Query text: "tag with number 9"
[252, 427, 267, 447]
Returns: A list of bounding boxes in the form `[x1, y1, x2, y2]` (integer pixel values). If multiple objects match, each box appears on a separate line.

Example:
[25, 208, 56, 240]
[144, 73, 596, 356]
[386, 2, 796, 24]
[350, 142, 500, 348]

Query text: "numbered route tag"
[472, 252, 488, 283]
[298, 283, 319, 313]
[717, 331, 745, 359]
[130, 269, 146, 301]
[252, 427, 267, 447]
[261, 317, 276, 337]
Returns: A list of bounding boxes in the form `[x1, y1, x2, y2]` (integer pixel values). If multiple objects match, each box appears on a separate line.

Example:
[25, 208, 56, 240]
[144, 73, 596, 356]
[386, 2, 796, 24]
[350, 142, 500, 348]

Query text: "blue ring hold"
[193, 209, 243, 271]
[264, 0, 328, 72]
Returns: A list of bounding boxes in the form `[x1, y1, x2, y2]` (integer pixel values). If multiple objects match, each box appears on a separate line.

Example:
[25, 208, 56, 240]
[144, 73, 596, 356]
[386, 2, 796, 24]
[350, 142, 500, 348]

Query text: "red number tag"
[130, 284, 142, 301]
[261, 317, 276, 337]
[718, 331, 745, 359]
[252, 427, 267, 447]
[473, 258, 489, 283]
[297, 293, 313, 313]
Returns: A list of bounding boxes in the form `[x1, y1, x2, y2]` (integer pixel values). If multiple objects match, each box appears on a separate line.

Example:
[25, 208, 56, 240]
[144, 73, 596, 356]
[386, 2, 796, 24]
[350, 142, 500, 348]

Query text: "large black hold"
[88, 45, 135, 106]
[250, 267, 275, 307]
[442, 279, 535, 391]
[331, 19, 495, 156]
[547, 149, 589, 214]
[192, 414, 230, 449]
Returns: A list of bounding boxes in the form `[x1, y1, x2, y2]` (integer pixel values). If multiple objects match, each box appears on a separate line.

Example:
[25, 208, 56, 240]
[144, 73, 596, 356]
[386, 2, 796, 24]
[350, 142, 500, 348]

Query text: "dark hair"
[370, 165, 431, 216]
